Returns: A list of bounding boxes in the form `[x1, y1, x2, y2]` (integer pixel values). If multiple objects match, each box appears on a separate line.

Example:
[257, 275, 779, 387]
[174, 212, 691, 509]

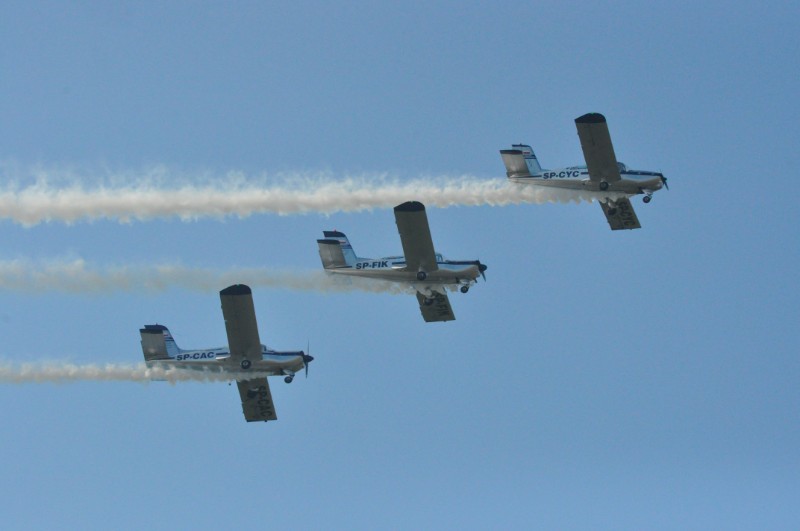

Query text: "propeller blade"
[478, 261, 487, 281]
[661, 176, 669, 191]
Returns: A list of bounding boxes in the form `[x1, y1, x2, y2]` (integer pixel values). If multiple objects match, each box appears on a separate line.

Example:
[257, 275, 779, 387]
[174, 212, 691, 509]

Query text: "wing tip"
[220, 284, 252, 296]
[575, 112, 606, 124]
[394, 201, 425, 213]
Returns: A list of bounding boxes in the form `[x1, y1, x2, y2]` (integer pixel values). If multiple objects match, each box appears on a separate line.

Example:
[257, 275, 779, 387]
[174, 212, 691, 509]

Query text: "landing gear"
[284, 375, 294, 384]
[416, 271, 427, 281]
[240, 359, 252, 370]
[422, 297, 434, 306]
[607, 208, 618, 216]
[643, 194, 652, 204]
[460, 285, 469, 293]
[599, 181, 609, 191]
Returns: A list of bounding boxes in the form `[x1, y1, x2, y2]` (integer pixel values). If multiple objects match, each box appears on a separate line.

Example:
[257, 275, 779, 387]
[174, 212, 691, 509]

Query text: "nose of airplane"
[476, 261, 487, 281]
[301, 352, 314, 378]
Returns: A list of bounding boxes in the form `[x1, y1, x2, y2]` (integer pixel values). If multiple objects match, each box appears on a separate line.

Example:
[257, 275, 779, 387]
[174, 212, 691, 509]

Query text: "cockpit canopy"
[617, 162, 628, 172]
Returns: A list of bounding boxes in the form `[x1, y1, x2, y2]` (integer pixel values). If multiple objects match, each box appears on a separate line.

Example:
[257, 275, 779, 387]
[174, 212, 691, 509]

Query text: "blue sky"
[1, 1, 798, 529]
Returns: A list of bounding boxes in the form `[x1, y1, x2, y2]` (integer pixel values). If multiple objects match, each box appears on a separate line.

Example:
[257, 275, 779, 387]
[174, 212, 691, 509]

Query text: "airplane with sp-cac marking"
[316, 201, 487, 323]
[500, 113, 668, 230]
[140, 284, 313, 422]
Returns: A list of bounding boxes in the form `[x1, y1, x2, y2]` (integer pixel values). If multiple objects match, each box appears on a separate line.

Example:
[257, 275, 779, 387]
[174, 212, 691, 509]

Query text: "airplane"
[500, 112, 668, 230]
[139, 284, 313, 422]
[316, 200, 487, 323]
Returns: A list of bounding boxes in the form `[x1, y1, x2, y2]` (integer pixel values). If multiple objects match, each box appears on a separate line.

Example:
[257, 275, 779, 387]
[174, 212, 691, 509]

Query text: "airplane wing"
[394, 201, 439, 273]
[415, 292, 455, 322]
[600, 197, 641, 230]
[236, 378, 277, 422]
[575, 113, 621, 184]
[220, 284, 262, 364]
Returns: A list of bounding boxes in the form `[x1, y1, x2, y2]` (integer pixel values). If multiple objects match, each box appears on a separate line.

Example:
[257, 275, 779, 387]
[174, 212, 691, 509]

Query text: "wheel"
[416, 271, 427, 281]
[284, 376, 294, 384]
[423, 297, 434, 306]
[599, 181, 609, 191]
[643, 195, 652, 204]
[241, 359, 252, 370]
[460, 285, 469, 293]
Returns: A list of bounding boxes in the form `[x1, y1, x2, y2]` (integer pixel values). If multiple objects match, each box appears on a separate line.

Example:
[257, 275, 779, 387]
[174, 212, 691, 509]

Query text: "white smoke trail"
[0, 362, 269, 384]
[0, 258, 413, 295]
[0, 171, 625, 226]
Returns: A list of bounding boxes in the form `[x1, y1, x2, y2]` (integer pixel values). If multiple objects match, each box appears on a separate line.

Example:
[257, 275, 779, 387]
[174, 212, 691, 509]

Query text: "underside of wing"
[237, 378, 277, 422]
[394, 201, 439, 274]
[220, 284, 262, 364]
[600, 197, 641, 230]
[575, 113, 621, 184]
[415, 291, 455, 322]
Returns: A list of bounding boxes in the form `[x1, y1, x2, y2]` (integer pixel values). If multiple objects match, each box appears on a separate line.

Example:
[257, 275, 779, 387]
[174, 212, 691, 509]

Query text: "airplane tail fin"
[140, 324, 180, 361]
[500, 144, 542, 178]
[317, 230, 357, 269]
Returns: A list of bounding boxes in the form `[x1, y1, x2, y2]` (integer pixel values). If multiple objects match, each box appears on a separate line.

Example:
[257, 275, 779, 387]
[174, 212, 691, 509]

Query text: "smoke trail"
[0, 171, 625, 226]
[0, 258, 413, 295]
[0, 362, 269, 384]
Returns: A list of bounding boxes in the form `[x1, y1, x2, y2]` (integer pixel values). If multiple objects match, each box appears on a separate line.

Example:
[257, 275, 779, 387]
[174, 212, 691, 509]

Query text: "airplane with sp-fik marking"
[500, 113, 668, 230]
[139, 284, 313, 422]
[316, 201, 487, 323]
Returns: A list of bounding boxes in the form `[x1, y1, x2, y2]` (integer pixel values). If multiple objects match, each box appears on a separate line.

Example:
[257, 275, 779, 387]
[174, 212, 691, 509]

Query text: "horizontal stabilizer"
[500, 150, 531, 178]
[500, 144, 541, 177]
[317, 239, 349, 269]
[140, 324, 173, 361]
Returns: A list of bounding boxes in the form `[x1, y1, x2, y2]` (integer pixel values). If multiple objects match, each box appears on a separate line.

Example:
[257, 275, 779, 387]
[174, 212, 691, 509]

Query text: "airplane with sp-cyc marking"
[500, 113, 668, 230]
[316, 201, 487, 323]
[140, 284, 313, 422]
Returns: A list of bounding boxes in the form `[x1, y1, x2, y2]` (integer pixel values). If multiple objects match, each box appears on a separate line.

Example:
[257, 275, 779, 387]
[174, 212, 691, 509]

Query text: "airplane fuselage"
[328, 256, 483, 285]
[509, 165, 664, 196]
[146, 344, 306, 376]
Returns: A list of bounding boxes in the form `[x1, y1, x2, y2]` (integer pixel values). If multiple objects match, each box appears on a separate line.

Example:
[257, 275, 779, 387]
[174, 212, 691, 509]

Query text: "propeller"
[661, 175, 669, 191]
[302, 342, 314, 378]
[476, 260, 488, 281]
